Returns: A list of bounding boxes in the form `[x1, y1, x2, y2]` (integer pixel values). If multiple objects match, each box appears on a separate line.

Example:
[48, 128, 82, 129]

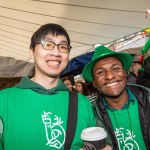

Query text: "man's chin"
[47, 73, 60, 78]
[103, 89, 125, 99]
[104, 94, 122, 99]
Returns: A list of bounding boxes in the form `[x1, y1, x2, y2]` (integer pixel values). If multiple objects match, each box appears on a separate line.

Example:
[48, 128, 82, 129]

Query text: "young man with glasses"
[0, 23, 96, 150]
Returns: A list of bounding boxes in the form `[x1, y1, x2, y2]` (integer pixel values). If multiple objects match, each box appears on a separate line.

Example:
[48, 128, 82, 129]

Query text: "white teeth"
[47, 61, 59, 65]
[106, 82, 118, 87]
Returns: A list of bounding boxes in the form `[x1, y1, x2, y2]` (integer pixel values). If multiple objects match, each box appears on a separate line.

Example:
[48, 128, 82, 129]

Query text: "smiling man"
[82, 45, 150, 150]
[0, 23, 96, 150]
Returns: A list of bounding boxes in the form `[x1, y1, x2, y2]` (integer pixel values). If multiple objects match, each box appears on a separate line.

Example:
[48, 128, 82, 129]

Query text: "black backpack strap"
[64, 91, 78, 150]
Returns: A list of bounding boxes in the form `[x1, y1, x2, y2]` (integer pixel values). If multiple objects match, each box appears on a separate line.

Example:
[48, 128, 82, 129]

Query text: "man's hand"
[101, 145, 112, 150]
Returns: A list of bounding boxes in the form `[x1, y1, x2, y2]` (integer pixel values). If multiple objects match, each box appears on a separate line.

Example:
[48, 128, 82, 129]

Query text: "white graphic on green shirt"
[115, 128, 139, 150]
[42, 112, 65, 149]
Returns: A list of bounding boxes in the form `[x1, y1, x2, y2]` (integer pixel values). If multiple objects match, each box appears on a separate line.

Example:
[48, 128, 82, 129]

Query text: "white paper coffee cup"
[81, 127, 107, 150]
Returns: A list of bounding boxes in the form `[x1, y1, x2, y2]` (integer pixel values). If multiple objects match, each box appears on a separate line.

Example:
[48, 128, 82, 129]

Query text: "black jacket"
[95, 84, 150, 150]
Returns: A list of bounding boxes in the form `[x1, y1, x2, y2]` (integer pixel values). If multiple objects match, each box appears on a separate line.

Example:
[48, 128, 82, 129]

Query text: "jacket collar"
[127, 84, 150, 107]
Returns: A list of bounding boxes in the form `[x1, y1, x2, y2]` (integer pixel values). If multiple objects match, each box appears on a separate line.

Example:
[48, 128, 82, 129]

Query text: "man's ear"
[93, 81, 96, 88]
[124, 70, 128, 76]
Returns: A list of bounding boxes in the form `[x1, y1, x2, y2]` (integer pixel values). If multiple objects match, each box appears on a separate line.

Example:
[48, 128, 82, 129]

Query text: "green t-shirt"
[107, 94, 146, 150]
[0, 77, 96, 150]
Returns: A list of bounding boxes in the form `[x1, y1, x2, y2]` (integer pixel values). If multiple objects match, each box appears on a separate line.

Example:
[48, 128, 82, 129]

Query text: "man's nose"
[51, 45, 60, 55]
[105, 70, 115, 80]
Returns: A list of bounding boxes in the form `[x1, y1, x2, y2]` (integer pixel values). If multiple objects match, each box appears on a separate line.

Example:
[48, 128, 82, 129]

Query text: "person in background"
[127, 55, 142, 84]
[61, 76, 74, 91]
[75, 81, 89, 96]
[136, 56, 150, 88]
[0, 23, 97, 150]
[82, 45, 150, 150]
[86, 81, 99, 103]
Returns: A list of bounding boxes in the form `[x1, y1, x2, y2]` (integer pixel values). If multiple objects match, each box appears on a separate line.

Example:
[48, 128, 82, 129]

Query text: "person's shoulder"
[127, 83, 149, 90]
[0, 87, 17, 94]
[76, 92, 91, 104]
[127, 83, 150, 96]
[77, 92, 89, 100]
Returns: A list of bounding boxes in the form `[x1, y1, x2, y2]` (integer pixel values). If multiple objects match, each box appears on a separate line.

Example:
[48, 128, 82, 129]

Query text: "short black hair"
[30, 23, 70, 50]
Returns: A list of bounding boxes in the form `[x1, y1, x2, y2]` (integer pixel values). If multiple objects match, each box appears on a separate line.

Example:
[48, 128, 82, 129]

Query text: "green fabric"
[140, 38, 150, 54]
[107, 97, 146, 150]
[0, 77, 96, 150]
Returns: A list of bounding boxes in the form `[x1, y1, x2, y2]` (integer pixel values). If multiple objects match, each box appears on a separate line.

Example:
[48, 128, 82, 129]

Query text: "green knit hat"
[82, 45, 133, 82]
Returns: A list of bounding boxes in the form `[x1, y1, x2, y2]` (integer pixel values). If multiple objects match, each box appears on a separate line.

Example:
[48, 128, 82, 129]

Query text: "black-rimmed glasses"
[39, 40, 72, 53]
